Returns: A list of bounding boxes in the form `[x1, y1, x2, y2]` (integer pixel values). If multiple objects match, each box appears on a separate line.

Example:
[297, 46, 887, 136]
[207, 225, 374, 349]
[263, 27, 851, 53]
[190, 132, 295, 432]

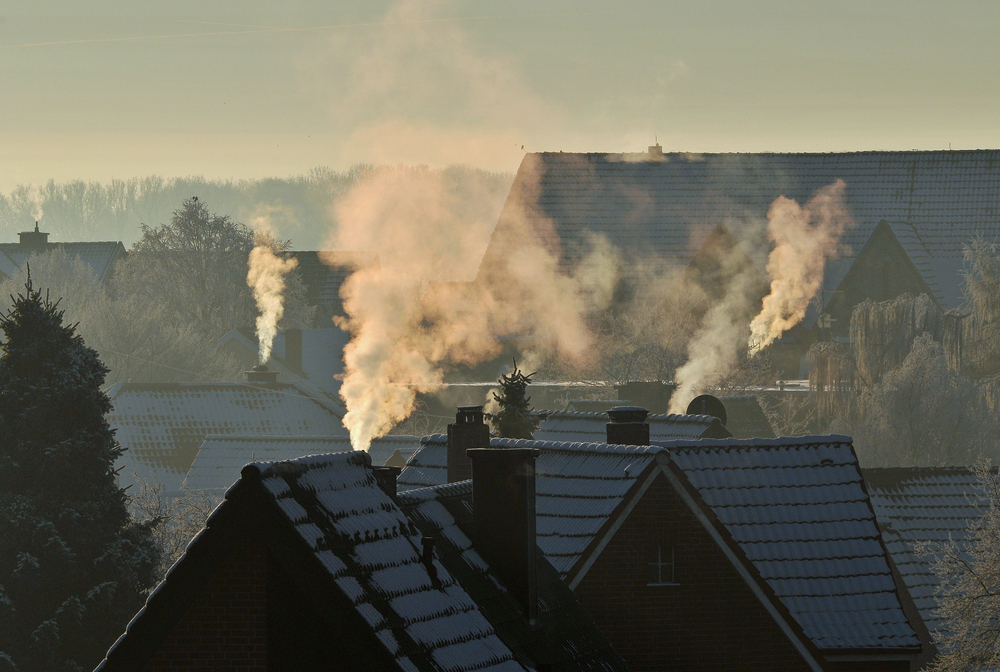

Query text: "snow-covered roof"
[183, 434, 421, 494]
[398, 482, 630, 671]
[0, 241, 126, 283]
[400, 433, 919, 654]
[481, 150, 1000, 321]
[107, 382, 346, 494]
[252, 452, 526, 671]
[669, 437, 919, 652]
[534, 410, 730, 443]
[98, 450, 529, 672]
[864, 467, 985, 642]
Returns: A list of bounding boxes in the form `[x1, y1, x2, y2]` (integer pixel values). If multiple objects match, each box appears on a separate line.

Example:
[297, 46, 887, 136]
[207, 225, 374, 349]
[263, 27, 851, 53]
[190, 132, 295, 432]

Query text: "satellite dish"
[686, 395, 727, 426]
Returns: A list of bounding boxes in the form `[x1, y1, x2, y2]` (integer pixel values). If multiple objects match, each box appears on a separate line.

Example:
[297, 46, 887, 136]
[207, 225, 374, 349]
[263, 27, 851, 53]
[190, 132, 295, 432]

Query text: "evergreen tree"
[0, 277, 159, 672]
[486, 360, 540, 439]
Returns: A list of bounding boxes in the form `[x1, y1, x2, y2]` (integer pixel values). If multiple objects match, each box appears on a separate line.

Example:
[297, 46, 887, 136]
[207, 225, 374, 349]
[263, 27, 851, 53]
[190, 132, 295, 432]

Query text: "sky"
[2, 0, 999, 191]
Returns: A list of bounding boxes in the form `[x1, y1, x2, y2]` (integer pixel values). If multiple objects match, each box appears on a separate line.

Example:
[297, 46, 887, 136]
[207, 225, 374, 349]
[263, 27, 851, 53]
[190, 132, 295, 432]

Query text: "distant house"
[215, 327, 349, 398]
[107, 378, 347, 496]
[481, 150, 1000, 375]
[288, 251, 379, 326]
[0, 224, 127, 283]
[399, 408, 922, 671]
[864, 467, 988, 666]
[95, 450, 629, 672]
[183, 434, 421, 495]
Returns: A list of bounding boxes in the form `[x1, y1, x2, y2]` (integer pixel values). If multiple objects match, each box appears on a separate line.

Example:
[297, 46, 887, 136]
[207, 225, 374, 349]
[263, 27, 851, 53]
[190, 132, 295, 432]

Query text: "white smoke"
[326, 163, 618, 450]
[30, 186, 43, 222]
[750, 179, 852, 348]
[669, 180, 852, 412]
[246, 232, 298, 364]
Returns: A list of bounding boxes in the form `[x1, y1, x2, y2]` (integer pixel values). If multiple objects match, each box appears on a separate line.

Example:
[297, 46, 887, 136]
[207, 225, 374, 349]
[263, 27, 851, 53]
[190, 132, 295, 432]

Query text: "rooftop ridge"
[245, 449, 371, 478]
[397, 480, 473, 505]
[535, 148, 1000, 159]
[543, 409, 718, 424]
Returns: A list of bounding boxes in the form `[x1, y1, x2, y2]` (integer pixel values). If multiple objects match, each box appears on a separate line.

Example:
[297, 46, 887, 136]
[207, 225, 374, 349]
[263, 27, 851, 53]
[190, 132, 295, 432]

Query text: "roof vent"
[686, 394, 728, 426]
[244, 364, 278, 387]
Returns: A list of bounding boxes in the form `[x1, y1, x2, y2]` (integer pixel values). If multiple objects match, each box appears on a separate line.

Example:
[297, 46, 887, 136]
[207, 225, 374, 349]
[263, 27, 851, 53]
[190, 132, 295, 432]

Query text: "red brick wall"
[574, 473, 814, 672]
[144, 542, 267, 672]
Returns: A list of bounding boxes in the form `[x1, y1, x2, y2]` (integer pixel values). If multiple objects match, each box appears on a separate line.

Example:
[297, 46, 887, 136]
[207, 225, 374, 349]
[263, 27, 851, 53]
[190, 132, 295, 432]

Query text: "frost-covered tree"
[486, 360, 540, 439]
[833, 334, 999, 467]
[923, 464, 1000, 671]
[0, 277, 159, 672]
[116, 196, 314, 340]
[0, 249, 242, 385]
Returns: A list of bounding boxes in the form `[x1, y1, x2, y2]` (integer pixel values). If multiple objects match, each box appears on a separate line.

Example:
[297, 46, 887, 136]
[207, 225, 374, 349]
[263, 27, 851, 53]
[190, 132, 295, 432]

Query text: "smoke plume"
[326, 163, 617, 450]
[246, 233, 298, 363]
[669, 180, 852, 413]
[30, 186, 43, 222]
[750, 179, 852, 348]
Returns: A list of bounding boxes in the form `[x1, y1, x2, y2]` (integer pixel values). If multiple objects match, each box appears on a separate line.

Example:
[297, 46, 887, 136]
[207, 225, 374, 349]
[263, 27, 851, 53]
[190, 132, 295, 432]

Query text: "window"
[648, 545, 678, 586]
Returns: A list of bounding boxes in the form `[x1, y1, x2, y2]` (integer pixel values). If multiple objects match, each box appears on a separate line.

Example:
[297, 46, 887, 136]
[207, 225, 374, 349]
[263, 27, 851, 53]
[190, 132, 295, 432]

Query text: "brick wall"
[575, 473, 813, 672]
[144, 541, 267, 672]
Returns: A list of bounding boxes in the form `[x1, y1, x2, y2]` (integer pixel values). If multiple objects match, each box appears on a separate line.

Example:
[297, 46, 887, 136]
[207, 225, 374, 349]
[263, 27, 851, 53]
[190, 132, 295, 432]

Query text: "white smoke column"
[327, 164, 617, 451]
[750, 180, 852, 349]
[246, 234, 298, 363]
[669, 260, 759, 413]
[30, 186, 43, 222]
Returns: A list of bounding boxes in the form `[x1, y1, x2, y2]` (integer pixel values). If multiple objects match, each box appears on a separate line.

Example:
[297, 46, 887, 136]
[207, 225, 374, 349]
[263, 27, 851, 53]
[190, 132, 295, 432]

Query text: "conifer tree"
[0, 277, 159, 672]
[486, 359, 540, 439]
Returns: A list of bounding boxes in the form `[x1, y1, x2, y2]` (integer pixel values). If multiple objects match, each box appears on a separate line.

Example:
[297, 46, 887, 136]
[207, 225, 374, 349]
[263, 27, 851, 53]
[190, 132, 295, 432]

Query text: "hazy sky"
[2, 0, 999, 191]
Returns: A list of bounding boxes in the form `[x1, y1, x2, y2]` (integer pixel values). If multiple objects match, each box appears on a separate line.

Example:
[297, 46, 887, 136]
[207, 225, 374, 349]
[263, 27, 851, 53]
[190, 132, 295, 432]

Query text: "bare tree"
[129, 472, 219, 580]
[115, 197, 314, 341]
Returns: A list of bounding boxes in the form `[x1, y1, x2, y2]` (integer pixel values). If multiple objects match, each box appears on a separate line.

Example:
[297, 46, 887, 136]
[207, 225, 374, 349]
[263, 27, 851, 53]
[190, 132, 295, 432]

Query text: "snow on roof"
[252, 451, 526, 672]
[669, 437, 919, 651]
[184, 434, 422, 494]
[397, 481, 630, 671]
[864, 467, 985, 642]
[481, 151, 1000, 319]
[107, 382, 347, 494]
[401, 433, 918, 652]
[535, 410, 729, 444]
[0, 241, 126, 283]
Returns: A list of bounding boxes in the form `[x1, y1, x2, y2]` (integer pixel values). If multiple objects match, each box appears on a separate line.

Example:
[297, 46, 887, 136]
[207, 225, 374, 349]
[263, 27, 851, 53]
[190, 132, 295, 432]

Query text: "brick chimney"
[606, 406, 650, 446]
[244, 364, 278, 386]
[447, 405, 489, 483]
[467, 447, 540, 622]
[372, 466, 401, 502]
[18, 223, 49, 253]
[284, 328, 303, 373]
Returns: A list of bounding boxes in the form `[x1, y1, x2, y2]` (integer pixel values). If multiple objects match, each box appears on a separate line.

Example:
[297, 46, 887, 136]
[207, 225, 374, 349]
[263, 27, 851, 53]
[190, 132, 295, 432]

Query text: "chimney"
[18, 222, 49, 253]
[447, 405, 489, 483]
[614, 381, 675, 414]
[284, 328, 303, 373]
[244, 364, 278, 386]
[606, 406, 650, 446]
[648, 141, 663, 158]
[467, 447, 540, 622]
[372, 466, 401, 501]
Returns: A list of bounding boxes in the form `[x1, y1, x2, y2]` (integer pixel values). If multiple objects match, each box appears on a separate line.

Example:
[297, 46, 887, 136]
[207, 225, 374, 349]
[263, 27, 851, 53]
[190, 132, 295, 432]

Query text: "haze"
[2, 0, 999, 192]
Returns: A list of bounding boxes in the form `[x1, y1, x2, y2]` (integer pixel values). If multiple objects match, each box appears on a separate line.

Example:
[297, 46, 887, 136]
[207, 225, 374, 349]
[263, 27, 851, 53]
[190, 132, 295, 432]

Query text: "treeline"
[0, 165, 513, 249]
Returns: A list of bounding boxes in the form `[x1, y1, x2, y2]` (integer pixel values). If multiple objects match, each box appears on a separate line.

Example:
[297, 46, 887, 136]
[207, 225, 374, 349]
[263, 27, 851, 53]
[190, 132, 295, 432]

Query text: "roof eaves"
[565, 457, 662, 590]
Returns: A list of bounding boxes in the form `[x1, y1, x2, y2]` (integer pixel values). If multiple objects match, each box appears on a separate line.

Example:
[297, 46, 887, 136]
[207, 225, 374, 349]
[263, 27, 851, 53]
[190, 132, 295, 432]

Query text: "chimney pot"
[467, 447, 540, 622]
[606, 405, 651, 446]
[447, 405, 489, 483]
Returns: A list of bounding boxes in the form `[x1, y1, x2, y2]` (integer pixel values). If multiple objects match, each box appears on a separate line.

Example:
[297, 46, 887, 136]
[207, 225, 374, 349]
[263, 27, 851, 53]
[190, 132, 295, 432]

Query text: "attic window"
[648, 545, 678, 586]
